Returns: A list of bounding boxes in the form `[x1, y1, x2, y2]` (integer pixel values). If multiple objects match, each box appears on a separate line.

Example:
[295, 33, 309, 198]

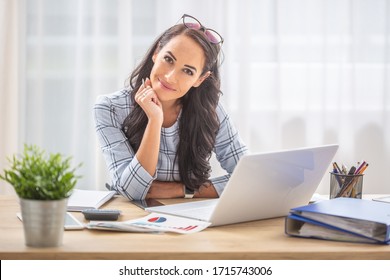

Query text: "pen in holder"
[329, 172, 364, 199]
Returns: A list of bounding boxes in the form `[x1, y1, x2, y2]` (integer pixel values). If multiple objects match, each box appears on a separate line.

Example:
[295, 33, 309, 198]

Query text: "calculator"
[81, 209, 121, 221]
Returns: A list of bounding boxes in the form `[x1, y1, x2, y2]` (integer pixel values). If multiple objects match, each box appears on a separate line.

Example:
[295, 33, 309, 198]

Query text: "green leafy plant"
[0, 144, 82, 200]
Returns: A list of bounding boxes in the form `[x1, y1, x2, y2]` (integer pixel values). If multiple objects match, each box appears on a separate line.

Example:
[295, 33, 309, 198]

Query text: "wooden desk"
[1, 195, 390, 260]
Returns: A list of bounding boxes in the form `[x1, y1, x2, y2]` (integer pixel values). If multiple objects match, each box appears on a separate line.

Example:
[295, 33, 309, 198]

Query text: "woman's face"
[150, 34, 210, 103]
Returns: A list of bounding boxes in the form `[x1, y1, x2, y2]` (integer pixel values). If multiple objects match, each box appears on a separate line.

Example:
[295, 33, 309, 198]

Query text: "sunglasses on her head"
[180, 14, 224, 45]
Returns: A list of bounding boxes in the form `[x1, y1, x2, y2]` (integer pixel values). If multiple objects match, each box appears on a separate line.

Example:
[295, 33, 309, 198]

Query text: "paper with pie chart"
[86, 213, 211, 234]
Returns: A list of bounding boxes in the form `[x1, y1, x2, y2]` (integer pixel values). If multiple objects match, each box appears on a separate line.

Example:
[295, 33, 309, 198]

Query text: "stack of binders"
[285, 197, 390, 244]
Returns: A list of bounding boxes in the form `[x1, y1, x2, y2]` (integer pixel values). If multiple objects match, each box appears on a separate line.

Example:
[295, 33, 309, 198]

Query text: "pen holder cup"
[329, 172, 364, 199]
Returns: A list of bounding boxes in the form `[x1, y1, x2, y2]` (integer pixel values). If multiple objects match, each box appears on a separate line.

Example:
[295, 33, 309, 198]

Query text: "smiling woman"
[93, 14, 248, 201]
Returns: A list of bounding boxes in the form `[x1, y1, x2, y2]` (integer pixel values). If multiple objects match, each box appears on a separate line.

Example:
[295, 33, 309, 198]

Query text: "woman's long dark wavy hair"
[123, 24, 222, 191]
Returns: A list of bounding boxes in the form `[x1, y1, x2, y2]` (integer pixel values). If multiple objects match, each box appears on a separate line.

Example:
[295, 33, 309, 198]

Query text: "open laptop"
[146, 144, 339, 227]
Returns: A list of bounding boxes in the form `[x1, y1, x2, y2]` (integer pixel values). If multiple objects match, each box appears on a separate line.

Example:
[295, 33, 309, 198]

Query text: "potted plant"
[0, 144, 81, 247]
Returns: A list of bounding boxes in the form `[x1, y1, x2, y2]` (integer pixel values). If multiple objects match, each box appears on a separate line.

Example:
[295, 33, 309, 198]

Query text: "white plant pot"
[20, 198, 68, 247]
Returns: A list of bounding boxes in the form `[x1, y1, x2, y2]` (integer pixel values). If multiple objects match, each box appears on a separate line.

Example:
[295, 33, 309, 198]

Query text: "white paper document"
[86, 213, 211, 234]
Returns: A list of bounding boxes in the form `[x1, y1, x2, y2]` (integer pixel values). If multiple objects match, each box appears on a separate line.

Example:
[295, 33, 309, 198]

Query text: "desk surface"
[1, 194, 390, 260]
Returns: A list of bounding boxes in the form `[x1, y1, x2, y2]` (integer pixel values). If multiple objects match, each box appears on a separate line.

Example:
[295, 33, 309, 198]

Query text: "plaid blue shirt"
[93, 88, 248, 200]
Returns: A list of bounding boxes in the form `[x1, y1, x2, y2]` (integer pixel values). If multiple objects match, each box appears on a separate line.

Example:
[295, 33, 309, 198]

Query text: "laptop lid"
[147, 144, 339, 227]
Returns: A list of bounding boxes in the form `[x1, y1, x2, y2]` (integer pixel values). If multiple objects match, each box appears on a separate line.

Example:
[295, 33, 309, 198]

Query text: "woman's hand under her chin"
[135, 77, 163, 125]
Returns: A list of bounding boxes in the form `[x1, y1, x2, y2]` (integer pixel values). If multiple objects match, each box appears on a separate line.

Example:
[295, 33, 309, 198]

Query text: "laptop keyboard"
[177, 204, 215, 220]
[168, 199, 218, 221]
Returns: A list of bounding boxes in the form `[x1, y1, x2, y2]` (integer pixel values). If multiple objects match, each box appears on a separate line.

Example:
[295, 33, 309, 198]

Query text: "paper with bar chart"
[86, 213, 211, 234]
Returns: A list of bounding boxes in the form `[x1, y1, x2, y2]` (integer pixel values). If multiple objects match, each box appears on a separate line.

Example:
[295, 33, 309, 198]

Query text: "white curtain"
[1, 0, 389, 195]
[0, 0, 21, 195]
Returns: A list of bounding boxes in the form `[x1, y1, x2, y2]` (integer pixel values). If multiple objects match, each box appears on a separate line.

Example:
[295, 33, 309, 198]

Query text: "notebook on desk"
[146, 144, 339, 227]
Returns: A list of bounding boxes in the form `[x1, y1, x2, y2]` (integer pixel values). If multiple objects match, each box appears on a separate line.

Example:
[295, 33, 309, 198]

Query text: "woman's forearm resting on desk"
[146, 181, 218, 199]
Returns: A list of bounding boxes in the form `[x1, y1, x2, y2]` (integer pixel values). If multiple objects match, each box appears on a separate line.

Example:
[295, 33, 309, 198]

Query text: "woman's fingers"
[137, 86, 153, 101]
[136, 77, 152, 100]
